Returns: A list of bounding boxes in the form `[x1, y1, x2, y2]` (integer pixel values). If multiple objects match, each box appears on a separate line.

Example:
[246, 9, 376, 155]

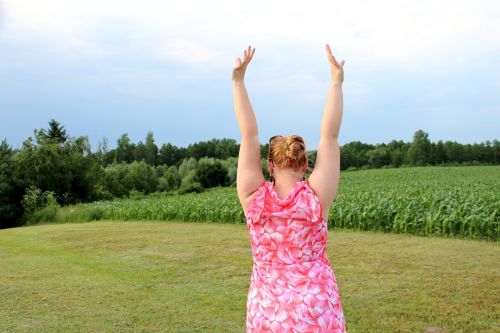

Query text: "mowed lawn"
[0, 221, 498, 333]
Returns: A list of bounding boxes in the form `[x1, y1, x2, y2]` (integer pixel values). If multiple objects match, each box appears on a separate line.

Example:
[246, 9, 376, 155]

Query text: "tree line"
[0, 119, 498, 229]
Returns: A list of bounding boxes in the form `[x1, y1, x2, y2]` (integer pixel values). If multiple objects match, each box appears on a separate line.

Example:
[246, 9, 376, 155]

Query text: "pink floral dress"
[245, 180, 347, 333]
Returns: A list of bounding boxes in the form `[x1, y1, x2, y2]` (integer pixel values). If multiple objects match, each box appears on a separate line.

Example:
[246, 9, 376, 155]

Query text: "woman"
[232, 44, 347, 332]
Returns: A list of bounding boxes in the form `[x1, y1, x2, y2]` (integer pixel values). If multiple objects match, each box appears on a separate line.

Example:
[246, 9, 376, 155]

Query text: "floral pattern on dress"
[245, 180, 347, 333]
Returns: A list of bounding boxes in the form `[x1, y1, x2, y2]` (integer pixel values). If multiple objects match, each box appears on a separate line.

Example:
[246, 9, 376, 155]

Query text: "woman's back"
[246, 180, 327, 265]
[245, 180, 347, 332]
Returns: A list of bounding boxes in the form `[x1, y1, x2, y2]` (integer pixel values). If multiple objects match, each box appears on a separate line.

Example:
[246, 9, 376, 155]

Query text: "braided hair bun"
[268, 135, 307, 171]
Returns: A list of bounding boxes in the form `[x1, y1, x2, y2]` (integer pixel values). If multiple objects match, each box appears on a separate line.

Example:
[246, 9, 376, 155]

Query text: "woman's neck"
[272, 170, 303, 196]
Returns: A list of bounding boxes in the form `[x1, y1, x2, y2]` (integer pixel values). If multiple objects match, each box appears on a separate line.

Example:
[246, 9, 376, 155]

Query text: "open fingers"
[240, 45, 255, 65]
[248, 47, 256, 62]
[325, 44, 335, 62]
[245, 46, 251, 61]
[325, 44, 340, 67]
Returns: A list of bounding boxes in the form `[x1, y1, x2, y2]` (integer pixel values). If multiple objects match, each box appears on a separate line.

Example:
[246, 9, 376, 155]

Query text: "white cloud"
[1, 0, 499, 69]
[159, 40, 222, 66]
[256, 70, 327, 104]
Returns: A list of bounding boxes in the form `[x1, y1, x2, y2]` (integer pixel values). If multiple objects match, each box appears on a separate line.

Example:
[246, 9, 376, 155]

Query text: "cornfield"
[67, 166, 499, 241]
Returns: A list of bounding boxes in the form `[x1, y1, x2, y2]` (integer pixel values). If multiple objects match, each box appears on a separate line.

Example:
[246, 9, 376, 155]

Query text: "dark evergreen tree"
[42, 119, 68, 144]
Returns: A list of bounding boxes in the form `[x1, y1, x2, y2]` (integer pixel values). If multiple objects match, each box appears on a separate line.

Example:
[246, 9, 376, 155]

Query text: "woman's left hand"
[325, 44, 345, 85]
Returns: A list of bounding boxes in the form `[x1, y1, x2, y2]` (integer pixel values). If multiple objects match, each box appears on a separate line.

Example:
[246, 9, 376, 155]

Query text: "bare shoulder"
[308, 138, 340, 220]
[306, 180, 331, 221]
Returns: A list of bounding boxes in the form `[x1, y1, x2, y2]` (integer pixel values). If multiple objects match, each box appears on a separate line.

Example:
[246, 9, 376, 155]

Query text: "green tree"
[366, 145, 391, 168]
[115, 133, 135, 163]
[133, 141, 147, 163]
[159, 143, 183, 166]
[444, 141, 465, 163]
[493, 139, 500, 164]
[95, 136, 109, 166]
[40, 119, 68, 145]
[157, 166, 181, 191]
[221, 157, 238, 186]
[407, 130, 431, 166]
[144, 131, 158, 166]
[0, 139, 25, 229]
[196, 158, 228, 188]
[124, 161, 158, 194]
[432, 140, 447, 164]
[340, 141, 373, 169]
[14, 129, 103, 204]
[103, 162, 130, 197]
[178, 157, 198, 178]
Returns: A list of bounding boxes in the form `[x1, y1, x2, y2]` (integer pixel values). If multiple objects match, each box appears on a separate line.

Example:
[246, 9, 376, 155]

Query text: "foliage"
[30, 203, 59, 224]
[21, 185, 59, 224]
[0, 139, 24, 228]
[103, 161, 158, 197]
[178, 157, 198, 178]
[93, 129, 500, 171]
[39, 119, 68, 145]
[2, 120, 500, 230]
[21, 186, 58, 214]
[221, 157, 238, 186]
[179, 170, 198, 192]
[14, 123, 103, 205]
[61, 166, 499, 241]
[178, 182, 204, 194]
[407, 130, 432, 166]
[195, 157, 228, 188]
[115, 133, 135, 163]
[157, 166, 181, 192]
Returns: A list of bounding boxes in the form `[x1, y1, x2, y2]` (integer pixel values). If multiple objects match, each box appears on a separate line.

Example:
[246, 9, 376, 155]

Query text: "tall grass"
[56, 166, 499, 241]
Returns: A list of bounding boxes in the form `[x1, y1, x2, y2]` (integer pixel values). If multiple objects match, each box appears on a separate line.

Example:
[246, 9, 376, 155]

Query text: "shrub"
[30, 203, 59, 223]
[196, 158, 228, 188]
[180, 169, 197, 188]
[157, 166, 181, 191]
[178, 182, 204, 194]
[128, 189, 146, 200]
[87, 207, 104, 220]
[22, 186, 60, 224]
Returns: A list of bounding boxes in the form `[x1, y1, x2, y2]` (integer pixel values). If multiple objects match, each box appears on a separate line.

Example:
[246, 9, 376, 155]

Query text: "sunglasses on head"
[268, 135, 283, 144]
[267, 135, 283, 162]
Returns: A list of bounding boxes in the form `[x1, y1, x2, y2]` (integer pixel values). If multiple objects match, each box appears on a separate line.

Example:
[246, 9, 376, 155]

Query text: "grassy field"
[1, 221, 498, 332]
[56, 166, 500, 241]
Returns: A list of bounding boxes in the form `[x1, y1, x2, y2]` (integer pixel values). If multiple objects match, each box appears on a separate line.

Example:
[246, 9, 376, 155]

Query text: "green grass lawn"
[1, 221, 498, 332]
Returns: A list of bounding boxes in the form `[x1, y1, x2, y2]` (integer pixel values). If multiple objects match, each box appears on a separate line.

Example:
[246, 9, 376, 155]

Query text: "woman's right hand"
[325, 44, 345, 85]
[232, 45, 255, 83]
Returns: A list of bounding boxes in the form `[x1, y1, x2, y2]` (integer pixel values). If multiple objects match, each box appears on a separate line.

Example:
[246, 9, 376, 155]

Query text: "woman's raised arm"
[232, 46, 265, 213]
[308, 44, 345, 220]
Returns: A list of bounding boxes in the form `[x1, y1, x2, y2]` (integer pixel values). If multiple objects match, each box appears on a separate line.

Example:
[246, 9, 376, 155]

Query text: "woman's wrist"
[232, 79, 245, 86]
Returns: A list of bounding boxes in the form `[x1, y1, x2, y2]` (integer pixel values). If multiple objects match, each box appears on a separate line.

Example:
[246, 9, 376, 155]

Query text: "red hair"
[268, 135, 307, 171]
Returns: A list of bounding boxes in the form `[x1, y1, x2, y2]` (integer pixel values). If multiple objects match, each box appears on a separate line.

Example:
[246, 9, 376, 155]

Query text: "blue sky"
[0, 0, 499, 151]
